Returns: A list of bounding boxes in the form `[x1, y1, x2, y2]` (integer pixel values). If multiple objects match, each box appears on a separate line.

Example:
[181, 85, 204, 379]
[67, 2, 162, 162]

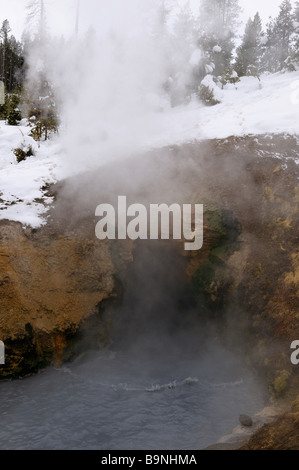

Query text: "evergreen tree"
[173, 4, 196, 48]
[0, 19, 11, 84]
[25, 74, 58, 141]
[199, 0, 241, 38]
[153, 0, 175, 39]
[6, 92, 22, 125]
[273, 0, 294, 68]
[0, 20, 24, 92]
[235, 13, 263, 78]
[292, 1, 299, 61]
[262, 18, 278, 72]
[198, 0, 241, 79]
[263, 0, 294, 72]
[26, 0, 46, 43]
[169, 4, 197, 104]
[23, 0, 59, 140]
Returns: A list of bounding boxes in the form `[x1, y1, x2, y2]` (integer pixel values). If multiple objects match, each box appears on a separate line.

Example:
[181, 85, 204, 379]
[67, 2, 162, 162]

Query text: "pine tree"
[153, 0, 175, 38]
[26, 0, 46, 43]
[24, 0, 59, 140]
[262, 18, 278, 73]
[263, 0, 295, 72]
[6, 92, 22, 125]
[173, 4, 196, 48]
[0, 20, 23, 92]
[0, 20, 24, 120]
[25, 74, 59, 141]
[293, 1, 299, 61]
[273, 0, 294, 69]
[199, 0, 241, 39]
[235, 13, 263, 78]
[0, 20, 11, 84]
[198, 0, 241, 79]
[170, 4, 197, 103]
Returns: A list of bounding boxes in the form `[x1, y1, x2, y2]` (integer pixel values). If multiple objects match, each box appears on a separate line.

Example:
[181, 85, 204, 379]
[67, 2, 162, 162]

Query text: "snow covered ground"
[152, 70, 299, 146]
[0, 70, 298, 228]
[0, 123, 63, 227]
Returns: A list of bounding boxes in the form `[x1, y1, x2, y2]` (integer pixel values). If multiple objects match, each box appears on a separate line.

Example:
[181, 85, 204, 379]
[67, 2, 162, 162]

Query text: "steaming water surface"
[0, 343, 266, 450]
[0, 243, 267, 450]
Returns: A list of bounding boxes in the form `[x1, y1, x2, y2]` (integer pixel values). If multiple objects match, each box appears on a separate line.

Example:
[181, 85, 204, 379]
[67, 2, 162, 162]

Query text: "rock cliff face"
[241, 412, 299, 450]
[0, 220, 133, 377]
[0, 134, 298, 415]
[182, 135, 299, 402]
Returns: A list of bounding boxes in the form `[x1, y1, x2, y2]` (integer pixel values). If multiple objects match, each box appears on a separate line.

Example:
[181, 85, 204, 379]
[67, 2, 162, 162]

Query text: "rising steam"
[25, 0, 192, 172]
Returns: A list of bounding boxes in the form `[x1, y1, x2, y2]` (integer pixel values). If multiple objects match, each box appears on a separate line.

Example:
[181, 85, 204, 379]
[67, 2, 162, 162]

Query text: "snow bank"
[200, 74, 224, 103]
[146, 70, 299, 145]
[0, 126, 63, 228]
[0, 70, 298, 228]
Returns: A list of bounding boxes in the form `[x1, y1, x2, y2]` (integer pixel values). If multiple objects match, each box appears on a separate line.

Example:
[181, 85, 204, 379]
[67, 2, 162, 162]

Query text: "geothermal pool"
[0, 243, 267, 450]
[0, 341, 266, 450]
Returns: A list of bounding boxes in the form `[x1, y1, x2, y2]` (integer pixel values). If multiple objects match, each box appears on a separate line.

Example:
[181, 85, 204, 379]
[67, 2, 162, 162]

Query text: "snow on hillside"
[0, 123, 62, 227]
[0, 70, 298, 228]
[150, 70, 299, 147]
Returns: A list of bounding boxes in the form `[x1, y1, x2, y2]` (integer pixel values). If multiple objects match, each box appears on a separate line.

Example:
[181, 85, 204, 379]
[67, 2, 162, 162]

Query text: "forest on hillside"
[1, 0, 299, 144]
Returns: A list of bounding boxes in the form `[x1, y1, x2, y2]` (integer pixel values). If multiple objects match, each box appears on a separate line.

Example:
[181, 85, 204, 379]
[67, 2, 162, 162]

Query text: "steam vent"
[0, 0, 299, 453]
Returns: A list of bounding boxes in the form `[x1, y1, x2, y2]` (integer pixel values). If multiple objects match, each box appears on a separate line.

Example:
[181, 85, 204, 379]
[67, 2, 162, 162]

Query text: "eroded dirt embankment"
[0, 135, 298, 447]
[0, 220, 134, 377]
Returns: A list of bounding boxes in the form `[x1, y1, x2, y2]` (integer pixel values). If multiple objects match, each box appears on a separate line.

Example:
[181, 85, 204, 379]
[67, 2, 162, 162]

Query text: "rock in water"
[239, 415, 253, 427]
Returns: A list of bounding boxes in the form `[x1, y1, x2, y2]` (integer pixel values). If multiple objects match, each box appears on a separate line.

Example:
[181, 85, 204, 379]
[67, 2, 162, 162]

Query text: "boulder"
[239, 414, 253, 427]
